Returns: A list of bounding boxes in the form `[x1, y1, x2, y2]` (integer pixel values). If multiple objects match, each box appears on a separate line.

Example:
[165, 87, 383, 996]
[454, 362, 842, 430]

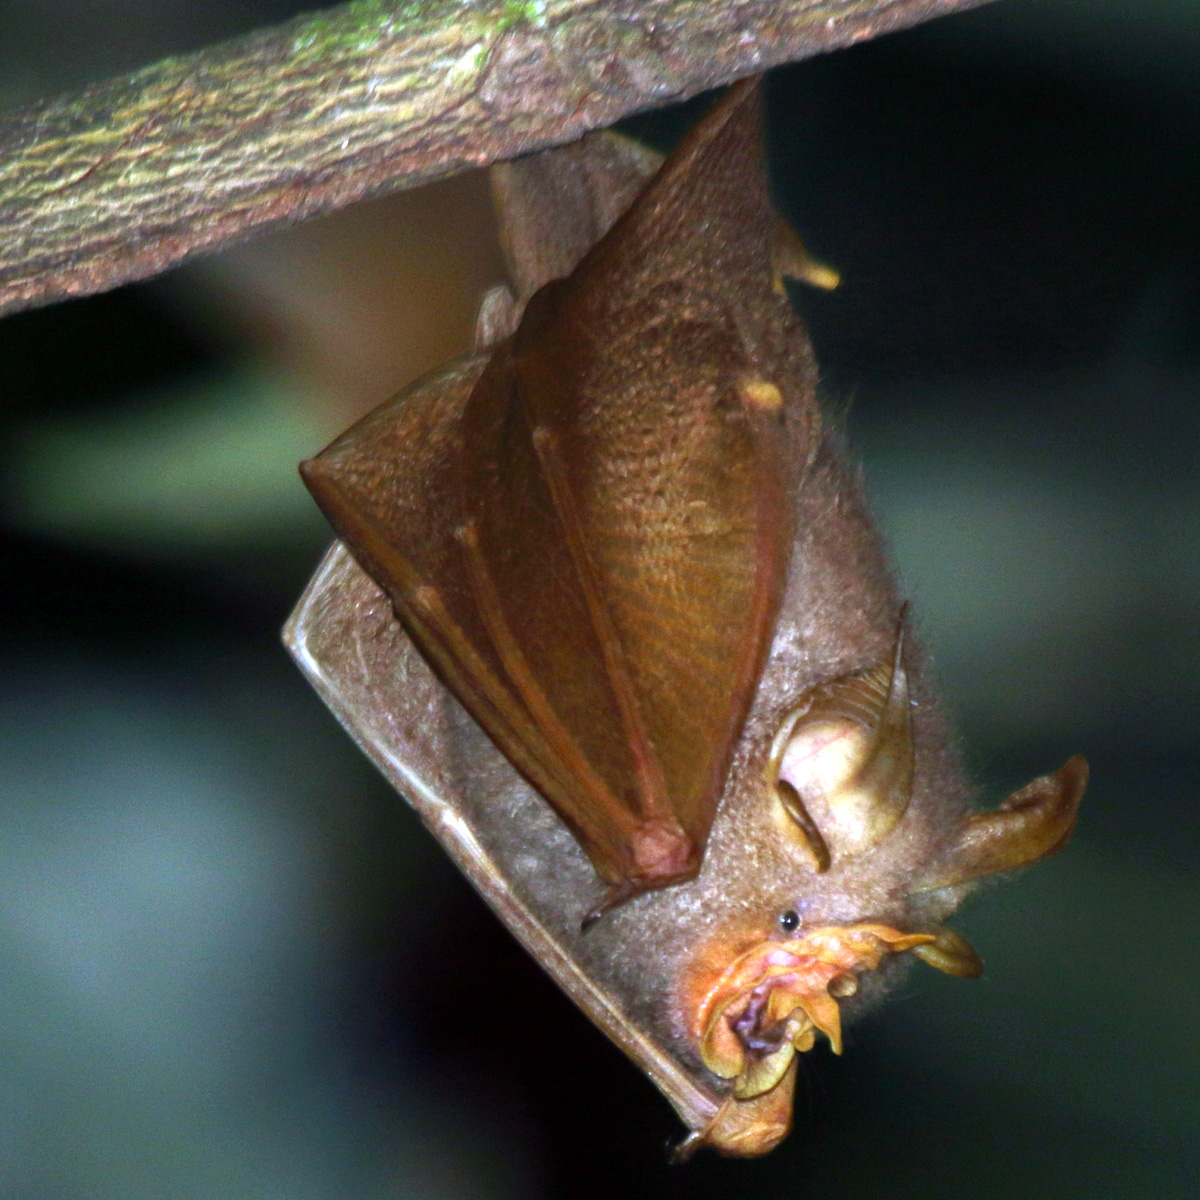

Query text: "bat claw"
[580, 882, 638, 931]
[667, 1130, 703, 1165]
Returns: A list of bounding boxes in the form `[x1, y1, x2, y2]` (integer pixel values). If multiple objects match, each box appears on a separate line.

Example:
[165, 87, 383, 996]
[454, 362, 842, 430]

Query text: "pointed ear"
[914, 756, 1088, 891]
[765, 611, 913, 865]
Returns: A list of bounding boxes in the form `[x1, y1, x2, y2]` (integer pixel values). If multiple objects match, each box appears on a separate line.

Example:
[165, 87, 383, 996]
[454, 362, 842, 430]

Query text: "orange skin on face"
[681, 926, 931, 1099]
[672, 920, 935, 1156]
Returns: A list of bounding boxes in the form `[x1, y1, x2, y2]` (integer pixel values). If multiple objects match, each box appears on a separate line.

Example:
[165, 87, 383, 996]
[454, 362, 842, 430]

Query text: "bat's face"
[663, 609, 1086, 1156]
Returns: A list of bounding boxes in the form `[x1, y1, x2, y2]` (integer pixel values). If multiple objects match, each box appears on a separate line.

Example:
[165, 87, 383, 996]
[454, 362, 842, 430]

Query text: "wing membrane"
[302, 80, 820, 902]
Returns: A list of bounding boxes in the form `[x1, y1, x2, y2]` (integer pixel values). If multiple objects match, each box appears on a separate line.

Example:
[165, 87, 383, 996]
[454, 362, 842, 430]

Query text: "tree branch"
[0, 0, 995, 318]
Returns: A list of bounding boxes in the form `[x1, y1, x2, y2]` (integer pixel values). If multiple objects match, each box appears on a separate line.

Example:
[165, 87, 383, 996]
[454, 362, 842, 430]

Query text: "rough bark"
[0, 0, 996, 317]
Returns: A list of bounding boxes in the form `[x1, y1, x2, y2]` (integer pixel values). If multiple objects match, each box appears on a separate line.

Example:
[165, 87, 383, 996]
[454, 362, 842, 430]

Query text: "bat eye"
[779, 909, 800, 934]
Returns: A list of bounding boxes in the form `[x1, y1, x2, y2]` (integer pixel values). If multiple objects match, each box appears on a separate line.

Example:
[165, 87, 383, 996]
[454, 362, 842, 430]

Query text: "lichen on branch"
[0, 0, 995, 317]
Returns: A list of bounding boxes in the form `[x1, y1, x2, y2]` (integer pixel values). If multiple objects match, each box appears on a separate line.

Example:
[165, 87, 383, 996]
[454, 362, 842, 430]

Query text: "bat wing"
[304, 80, 819, 905]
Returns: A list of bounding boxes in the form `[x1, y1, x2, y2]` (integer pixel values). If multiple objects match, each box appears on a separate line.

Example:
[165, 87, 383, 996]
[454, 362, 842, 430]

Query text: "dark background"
[1, 2, 1197, 1197]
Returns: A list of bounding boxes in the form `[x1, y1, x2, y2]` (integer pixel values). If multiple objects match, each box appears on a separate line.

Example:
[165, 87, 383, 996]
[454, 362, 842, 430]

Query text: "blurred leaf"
[5, 366, 332, 556]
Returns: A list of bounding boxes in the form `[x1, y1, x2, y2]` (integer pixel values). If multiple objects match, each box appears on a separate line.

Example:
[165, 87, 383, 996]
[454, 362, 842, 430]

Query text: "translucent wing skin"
[302, 80, 819, 903]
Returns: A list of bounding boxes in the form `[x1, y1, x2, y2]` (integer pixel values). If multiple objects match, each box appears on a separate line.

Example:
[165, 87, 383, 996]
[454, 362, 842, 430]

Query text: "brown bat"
[287, 78, 1086, 1158]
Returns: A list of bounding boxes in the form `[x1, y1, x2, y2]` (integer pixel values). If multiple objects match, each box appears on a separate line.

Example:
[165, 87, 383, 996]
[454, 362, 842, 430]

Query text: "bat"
[286, 77, 1087, 1157]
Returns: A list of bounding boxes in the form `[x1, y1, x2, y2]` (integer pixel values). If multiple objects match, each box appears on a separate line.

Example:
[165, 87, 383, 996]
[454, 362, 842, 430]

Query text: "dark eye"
[779, 909, 800, 934]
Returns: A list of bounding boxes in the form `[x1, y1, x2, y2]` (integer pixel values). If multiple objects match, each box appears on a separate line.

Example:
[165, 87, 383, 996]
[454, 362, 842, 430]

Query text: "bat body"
[288, 79, 1085, 1156]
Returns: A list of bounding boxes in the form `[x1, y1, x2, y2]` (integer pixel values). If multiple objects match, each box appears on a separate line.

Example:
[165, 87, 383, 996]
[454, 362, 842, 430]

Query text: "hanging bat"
[286, 77, 1086, 1158]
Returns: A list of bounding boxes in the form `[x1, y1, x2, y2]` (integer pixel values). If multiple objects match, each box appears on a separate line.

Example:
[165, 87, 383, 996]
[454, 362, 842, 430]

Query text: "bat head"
[672, 615, 1088, 1156]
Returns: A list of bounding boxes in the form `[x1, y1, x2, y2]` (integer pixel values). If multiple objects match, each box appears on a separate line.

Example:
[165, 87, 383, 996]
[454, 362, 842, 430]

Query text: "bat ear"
[914, 756, 1088, 891]
[765, 612, 914, 867]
